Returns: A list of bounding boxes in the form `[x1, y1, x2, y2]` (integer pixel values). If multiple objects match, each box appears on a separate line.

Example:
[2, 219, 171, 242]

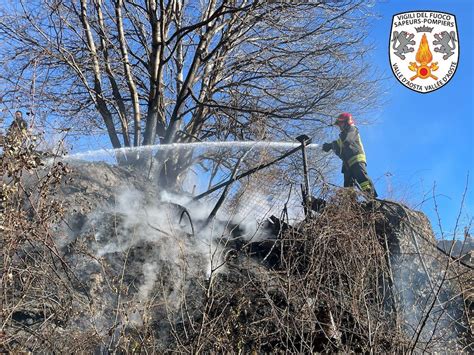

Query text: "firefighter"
[8, 111, 28, 137]
[322, 112, 377, 198]
[8, 111, 28, 132]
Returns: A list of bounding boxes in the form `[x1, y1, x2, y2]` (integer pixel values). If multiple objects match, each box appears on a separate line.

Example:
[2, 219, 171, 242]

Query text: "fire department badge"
[389, 11, 459, 93]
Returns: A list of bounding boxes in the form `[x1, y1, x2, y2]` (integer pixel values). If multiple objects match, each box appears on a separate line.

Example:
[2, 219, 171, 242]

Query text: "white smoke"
[55, 142, 316, 340]
[87, 185, 256, 315]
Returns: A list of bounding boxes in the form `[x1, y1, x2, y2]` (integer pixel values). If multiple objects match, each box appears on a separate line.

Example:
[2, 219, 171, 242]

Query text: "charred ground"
[1, 139, 472, 353]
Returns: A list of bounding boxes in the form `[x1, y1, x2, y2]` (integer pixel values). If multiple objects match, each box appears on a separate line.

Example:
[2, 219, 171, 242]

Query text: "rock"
[374, 200, 472, 352]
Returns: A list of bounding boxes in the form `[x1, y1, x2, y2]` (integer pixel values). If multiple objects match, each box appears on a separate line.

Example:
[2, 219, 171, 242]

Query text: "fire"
[408, 33, 438, 81]
[415, 34, 433, 65]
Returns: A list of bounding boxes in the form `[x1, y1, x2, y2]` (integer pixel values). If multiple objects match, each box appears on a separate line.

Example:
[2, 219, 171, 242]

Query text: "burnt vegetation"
[1, 133, 472, 352]
[187, 194, 404, 353]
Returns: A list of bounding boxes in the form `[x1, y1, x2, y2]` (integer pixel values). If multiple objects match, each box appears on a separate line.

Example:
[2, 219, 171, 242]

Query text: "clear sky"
[356, 0, 473, 238]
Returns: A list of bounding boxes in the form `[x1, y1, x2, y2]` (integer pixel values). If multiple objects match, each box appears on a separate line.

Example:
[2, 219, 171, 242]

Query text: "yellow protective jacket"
[330, 125, 366, 172]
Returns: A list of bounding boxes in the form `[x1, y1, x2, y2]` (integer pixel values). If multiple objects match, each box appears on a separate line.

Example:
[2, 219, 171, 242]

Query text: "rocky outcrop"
[374, 201, 471, 351]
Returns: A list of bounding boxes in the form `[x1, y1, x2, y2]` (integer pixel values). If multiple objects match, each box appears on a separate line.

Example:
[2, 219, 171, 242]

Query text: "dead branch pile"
[171, 192, 410, 353]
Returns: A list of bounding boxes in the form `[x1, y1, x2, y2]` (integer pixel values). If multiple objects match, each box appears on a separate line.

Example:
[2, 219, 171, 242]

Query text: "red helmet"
[334, 112, 354, 126]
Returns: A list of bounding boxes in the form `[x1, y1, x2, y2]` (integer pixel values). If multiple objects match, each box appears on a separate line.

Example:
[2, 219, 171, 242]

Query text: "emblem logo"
[389, 11, 459, 93]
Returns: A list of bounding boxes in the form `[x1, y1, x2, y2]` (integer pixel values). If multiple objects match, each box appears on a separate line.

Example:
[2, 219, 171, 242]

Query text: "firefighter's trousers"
[343, 162, 377, 197]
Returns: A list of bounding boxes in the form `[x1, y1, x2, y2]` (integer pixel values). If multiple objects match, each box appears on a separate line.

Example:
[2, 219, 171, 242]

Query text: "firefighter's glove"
[322, 143, 332, 152]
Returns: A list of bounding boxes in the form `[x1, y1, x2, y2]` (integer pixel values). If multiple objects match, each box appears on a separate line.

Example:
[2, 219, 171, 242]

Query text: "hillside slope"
[2, 160, 472, 352]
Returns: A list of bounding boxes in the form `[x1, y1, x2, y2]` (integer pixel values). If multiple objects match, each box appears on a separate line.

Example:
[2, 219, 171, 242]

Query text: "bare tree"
[0, 0, 379, 184]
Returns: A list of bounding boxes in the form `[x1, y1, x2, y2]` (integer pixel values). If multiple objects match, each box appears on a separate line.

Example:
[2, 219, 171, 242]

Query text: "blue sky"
[355, 0, 473, 238]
